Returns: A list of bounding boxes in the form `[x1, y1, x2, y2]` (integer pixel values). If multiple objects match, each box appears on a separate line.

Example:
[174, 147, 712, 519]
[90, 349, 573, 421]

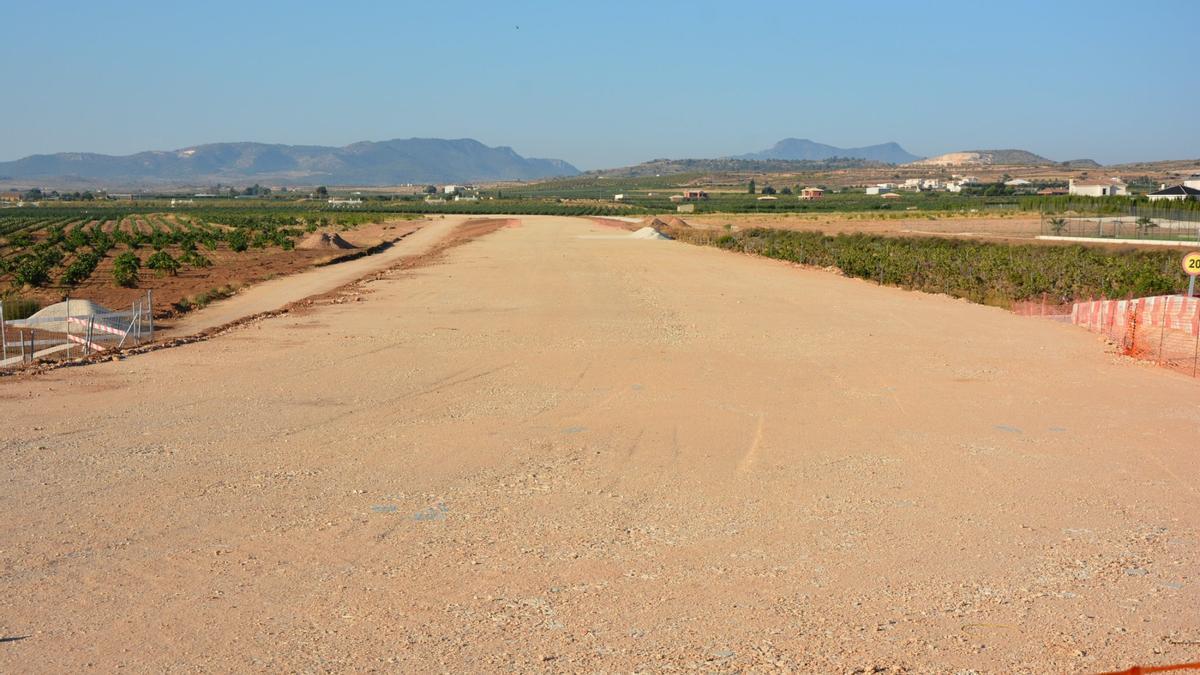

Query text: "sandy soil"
[1, 216, 1197, 672]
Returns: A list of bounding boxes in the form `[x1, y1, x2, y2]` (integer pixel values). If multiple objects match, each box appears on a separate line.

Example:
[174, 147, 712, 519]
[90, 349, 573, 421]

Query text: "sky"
[2, 0, 1198, 169]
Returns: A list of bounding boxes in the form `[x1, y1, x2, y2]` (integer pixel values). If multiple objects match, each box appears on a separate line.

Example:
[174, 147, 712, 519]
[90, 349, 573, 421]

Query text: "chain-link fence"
[1041, 204, 1200, 243]
[1071, 294, 1200, 377]
[0, 292, 153, 370]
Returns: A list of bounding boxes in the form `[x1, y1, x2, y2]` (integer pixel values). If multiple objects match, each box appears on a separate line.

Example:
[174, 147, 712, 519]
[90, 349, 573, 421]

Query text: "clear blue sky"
[2, 0, 1197, 169]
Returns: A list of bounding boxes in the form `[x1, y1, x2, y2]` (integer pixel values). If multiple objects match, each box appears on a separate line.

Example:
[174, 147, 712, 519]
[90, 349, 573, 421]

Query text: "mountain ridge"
[737, 138, 922, 164]
[0, 138, 580, 186]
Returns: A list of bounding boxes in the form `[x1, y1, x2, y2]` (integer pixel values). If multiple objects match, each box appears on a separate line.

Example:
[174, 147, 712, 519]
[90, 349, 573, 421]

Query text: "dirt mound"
[298, 231, 357, 250]
[665, 217, 691, 229]
[629, 227, 671, 240]
[642, 217, 669, 230]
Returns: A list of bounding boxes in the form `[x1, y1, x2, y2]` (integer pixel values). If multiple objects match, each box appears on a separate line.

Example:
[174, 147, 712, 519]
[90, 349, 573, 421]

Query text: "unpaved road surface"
[2, 216, 1197, 672]
[164, 216, 467, 336]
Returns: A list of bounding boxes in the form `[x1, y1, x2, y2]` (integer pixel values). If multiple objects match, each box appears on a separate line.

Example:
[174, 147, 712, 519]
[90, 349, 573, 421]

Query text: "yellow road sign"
[1185, 251, 1200, 276]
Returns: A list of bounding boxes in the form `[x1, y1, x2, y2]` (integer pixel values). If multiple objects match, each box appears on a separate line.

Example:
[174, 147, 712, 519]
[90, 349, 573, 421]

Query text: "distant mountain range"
[0, 138, 580, 186]
[594, 157, 884, 177]
[737, 138, 922, 164]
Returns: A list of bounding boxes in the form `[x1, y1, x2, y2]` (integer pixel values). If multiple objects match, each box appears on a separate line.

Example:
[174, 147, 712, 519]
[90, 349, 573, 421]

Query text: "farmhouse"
[1068, 178, 1127, 197]
[1037, 187, 1068, 195]
[0, 192, 21, 203]
[681, 189, 708, 201]
[1147, 184, 1200, 202]
[442, 185, 464, 195]
[1004, 178, 1032, 186]
[799, 187, 824, 200]
[865, 186, 892, 195]
[613, 194, 625, 202]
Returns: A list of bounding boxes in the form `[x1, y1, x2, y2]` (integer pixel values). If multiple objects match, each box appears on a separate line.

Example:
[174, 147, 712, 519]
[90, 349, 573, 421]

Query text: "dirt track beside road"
[2, 216, 1197, 672]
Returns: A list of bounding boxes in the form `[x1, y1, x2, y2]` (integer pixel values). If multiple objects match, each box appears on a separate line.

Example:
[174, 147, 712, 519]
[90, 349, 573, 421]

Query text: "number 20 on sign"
[1185, 251, 1200, 297]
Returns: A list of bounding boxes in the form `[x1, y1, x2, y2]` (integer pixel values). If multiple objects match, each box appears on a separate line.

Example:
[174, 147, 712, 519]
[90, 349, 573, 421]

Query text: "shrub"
[60, 252, 101, 286]
[227, 229, 249, 252]
[146, 250, 180, 276]
[11, 255, 52, 287]
[677, 227, 1186, 306]
[113, 252, 141, 287]
[179, 249, 212, 268]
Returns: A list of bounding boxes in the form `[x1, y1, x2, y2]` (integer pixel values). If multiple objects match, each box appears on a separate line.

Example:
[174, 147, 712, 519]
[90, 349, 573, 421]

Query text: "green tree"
[747, 179, 756, 194]
[113, 252, 141, 287]
[1135, 216, 1157, 237]
[761, 185, 777, 195]
[315, 186, 329, 197]
[146, 250, 181, 276]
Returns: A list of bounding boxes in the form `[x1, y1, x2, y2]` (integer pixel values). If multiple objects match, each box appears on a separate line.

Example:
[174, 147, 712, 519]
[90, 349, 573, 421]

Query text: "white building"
[613, 194, 625, 202]
[1004, 178, 1031, 186]
[865, 186, 894, 195]
[1184, 176, 1200, 191]
[1068, 179, 1127, 197]
[442, 185, 464, 195]
[1147, 185, 1200, 202]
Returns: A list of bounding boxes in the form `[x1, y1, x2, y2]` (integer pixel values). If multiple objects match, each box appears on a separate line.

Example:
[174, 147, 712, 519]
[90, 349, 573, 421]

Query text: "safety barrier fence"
[0, 292, 153, 370]
[1071, 294, 1200, 377]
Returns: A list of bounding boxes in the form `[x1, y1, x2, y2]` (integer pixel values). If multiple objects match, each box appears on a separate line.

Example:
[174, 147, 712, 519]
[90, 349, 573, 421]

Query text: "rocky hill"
[0, 138, 580, 186]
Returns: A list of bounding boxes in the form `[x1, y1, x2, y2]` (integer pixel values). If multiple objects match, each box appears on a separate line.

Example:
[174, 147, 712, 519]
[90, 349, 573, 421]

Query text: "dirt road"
[164, 216, 467, 336]
[2, 216, 1197, 672]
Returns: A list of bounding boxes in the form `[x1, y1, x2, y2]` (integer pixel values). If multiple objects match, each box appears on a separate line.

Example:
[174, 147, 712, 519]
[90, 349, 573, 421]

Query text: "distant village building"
[681, 189, 708, 201]
[613, 194, 625, 202]
[1037, 187, 1068, 195]
[865, 186, 892, 195]
[676, 204, 695, 213]
[1068, 179, 1127, 197]
[0, 192, 22, 203]
[1184, 176, 1200, 191]
[1146, 184, 1200, 202]
[442, 185, 464, 195]
[1004, 178, 1032, 186]
[799, 187, 824, 200]
[327, 198, 363, 207]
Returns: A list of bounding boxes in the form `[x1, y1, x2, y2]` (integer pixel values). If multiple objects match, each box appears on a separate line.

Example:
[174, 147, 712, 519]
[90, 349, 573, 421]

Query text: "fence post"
[86, 317, 94, 355]
[29, 329, 35, 363]
[1193, 303, 1200, 378]
[132, 300, 139, 345]
[65, 296, 71, 358]
[147, 290, 153, 342]
[1157, 303, 1168, 365]
[0, 300, 6, 362]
